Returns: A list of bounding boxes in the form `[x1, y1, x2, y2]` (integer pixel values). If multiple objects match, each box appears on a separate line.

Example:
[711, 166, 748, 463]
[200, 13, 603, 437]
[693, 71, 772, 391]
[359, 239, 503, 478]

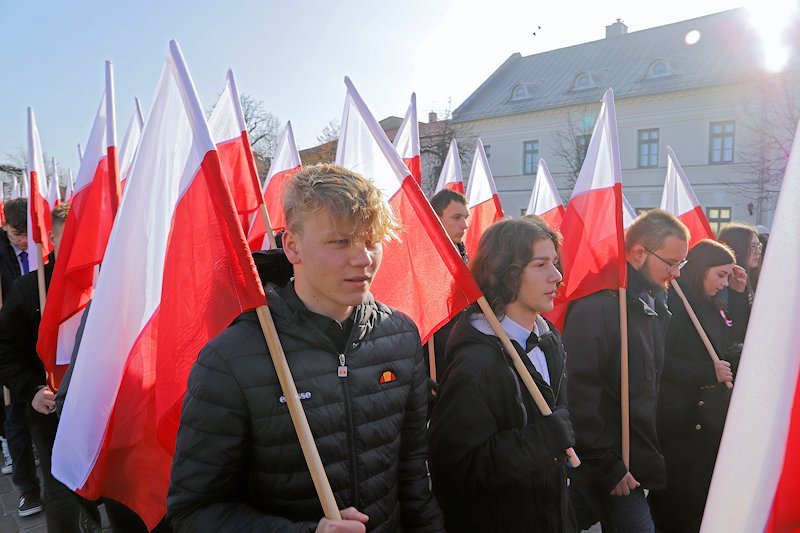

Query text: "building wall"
[453, 82, 779, 229]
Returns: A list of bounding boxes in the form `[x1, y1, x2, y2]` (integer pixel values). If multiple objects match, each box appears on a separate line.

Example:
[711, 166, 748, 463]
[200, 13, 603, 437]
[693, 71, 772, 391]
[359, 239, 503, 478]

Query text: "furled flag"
[393, 93, 421, 186]
[27, 107, 53, 269]
[65, 169, 75, 202]
[208, 68, 264, 232]
[52, 41, 265, 528]
[119, 97, 145, 191]
[336, 77, 482, 343]
[434, 138, 464, 194]
[547, 89, 626, 329]
[47, 158, 62, 209]
[525, 158, 564, 231]
[37, 60, 122, 392]
[0, 185, 5, 225]
[700, 114, 800, 533]
[463, 139, 504, 259]
[248, 121, 301, 250]
[11, 176, 20, 200]
[660, 146, 714, 247]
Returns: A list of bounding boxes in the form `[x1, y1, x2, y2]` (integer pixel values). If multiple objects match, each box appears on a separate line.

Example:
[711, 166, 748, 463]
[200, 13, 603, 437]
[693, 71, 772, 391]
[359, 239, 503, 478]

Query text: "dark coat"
[428, 312, 576, 532]
[167, 282, 443, 533]
[0, 257, 53, 404]
[562, 264, 670, 492]
[649, 287, 748, 532]
[0, 230, 23, 302]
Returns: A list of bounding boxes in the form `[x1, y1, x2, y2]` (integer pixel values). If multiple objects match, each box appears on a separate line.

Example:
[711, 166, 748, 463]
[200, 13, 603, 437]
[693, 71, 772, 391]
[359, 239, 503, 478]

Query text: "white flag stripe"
[392, 93, 419, 158]
[526, 159, 562, 216]
[660, 146, 702, 215]
[571, 89, 622, 198]
[75, 94, 108, 195]
[53, 40, 211, 490]
[700, 115, 800, 532]
[435, 139, 463, 193]
[466, 139, 497, 205]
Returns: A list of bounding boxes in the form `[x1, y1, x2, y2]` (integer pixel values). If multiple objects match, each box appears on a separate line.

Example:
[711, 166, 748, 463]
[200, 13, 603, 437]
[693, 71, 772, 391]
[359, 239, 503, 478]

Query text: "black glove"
[542, 406, 575, 452]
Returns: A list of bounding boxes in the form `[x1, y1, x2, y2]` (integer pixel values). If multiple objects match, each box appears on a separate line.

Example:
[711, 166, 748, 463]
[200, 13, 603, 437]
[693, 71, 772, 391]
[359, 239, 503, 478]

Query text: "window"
[648, 60, 670, 78]
[638, 129, 659, 168]
[484, 144, 491, 161]
[510, 84, 529, 101]
[574, 73, 592, 90]
[709, 121, 735, 164]
[577, 134, 591, 161]
[706, 207, 732, 234]
[523, 140, 539, 174]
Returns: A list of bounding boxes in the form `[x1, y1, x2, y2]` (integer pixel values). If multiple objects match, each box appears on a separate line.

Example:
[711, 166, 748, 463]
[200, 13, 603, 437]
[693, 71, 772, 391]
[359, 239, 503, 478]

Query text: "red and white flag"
[701, 112, 800, 533]
[247, 121, 301, 250]
[119, 97, 145, 191]
[37, 60, 122, 391]
[52, 41, 265, 528]
[208, 68, 264, 232]
[11, 176, 20, 200]
[463, 139, 504, 259]
[47, 158, 62, 209]
[393, 93, 422, 186]
[27, 107, 53, 269]
[547, 89, 626, 329]
[525, 158, 564, 231]
[336, 77, 482, 343]
[65, 169, 75, 202]
[434, 138, 464, 194]
[0, 186, 5, 225]
[660, 146, 714, 247]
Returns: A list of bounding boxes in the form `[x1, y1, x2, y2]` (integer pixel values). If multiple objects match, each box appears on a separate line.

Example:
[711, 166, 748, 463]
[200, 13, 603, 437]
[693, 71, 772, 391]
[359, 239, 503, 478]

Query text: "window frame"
[522, 140, 540, 175]
[637, 128, 660, 168]
[709, 121, 735, 165]
[706, 206, 732, 234]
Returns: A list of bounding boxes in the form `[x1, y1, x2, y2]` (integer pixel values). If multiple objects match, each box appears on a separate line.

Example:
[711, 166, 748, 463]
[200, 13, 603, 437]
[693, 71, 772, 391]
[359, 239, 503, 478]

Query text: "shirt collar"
[499, 315, 539, 349]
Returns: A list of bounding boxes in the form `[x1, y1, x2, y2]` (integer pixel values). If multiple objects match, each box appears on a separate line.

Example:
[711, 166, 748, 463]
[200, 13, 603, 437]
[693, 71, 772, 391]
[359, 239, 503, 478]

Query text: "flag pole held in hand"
[476, 296, 580, 468]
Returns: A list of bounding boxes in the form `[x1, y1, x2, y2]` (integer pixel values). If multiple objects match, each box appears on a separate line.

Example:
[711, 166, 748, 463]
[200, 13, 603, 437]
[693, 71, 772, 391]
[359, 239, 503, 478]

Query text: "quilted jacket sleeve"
[167, 343, 317, 533]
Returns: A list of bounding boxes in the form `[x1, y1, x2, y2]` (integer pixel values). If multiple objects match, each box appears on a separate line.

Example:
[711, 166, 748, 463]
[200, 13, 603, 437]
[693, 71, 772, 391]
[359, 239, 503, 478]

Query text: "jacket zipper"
[554, 349, 566, 403]
[338, 348, 359, 508]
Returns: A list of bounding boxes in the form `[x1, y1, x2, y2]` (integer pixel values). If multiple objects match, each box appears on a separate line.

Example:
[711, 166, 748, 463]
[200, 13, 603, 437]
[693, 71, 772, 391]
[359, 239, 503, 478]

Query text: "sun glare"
[745, 0, 797, 72]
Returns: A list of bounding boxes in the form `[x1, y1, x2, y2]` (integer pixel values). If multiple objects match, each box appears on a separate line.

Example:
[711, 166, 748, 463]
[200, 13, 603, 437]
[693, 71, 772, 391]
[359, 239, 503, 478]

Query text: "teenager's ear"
[282, 230, 302, 265]
[628, 243, 646, 268]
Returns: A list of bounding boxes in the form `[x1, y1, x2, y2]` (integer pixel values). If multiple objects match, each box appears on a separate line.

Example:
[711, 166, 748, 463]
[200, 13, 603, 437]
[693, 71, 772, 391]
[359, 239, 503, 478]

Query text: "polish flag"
[37, 60, 122, 391]
[119, 97, 145, 191]
[393, 93, 422, 186]
[52, 41, 265, 528]
[27, 107, 53, 269]
[700, 112, 800, 533]
[247, 121, 301, 250]
[208, 68, 264, 232]
[336, 77, 482, 343]
[0, 186, 5, 225]
[547, 89, 626, 329]
[47, 158, 62, 209]
[660, 147, 714, 247]
[11, 176, 20, 200]
[525, 158, 564, 231]
[434, 139, 465, 194]
[65, 169, 75, 202]
[463, 139, 504, 259]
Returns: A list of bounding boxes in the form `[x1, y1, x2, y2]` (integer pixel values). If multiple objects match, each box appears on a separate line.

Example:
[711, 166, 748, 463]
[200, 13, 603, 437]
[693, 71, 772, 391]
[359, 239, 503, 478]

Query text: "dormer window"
[510, 84, 530, 101]
[573, 73, 593, 90]
[647, 60, 672, 79]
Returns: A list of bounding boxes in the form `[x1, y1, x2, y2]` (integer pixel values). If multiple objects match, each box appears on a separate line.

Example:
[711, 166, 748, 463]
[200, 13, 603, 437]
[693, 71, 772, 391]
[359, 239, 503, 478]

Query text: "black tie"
[525, 331, 540, 353]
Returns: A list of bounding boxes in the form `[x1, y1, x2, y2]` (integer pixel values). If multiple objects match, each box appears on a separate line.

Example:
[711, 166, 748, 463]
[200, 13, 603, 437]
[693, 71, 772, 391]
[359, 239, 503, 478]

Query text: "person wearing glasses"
[717, 222, 762, 342]
[649, 239, 748, 532]
[562, 209, 689, 533]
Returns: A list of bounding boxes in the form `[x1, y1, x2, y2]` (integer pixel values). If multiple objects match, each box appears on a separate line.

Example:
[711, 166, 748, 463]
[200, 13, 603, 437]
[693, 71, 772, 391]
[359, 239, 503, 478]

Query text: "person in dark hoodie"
[562, 209, 689, 533]
[429, 216, 576, 532]
[168, 164, 443, 532]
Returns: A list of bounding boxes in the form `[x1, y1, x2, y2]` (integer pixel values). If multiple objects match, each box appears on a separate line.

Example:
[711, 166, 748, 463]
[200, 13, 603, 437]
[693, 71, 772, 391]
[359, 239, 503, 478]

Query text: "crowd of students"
[0, 164, 764, 532]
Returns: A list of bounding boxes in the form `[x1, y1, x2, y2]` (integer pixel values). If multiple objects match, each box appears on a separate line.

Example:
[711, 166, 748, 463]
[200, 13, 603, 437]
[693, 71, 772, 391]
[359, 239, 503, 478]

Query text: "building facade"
[451, 9, 800, 230]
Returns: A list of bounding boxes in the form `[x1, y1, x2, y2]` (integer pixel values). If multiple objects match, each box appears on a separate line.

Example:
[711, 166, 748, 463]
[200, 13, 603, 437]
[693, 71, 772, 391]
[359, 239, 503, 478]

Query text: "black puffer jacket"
[167, 281, 443, 532]
[562, 264, 670, 492]
[429, 312, 576, 532]
[0, 229, 23, 302]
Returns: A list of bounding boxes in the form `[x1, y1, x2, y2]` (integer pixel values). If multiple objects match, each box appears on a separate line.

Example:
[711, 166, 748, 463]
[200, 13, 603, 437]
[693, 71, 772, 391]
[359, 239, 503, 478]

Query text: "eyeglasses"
[749, 242, 763, 252]
[646, 248, 688, 272]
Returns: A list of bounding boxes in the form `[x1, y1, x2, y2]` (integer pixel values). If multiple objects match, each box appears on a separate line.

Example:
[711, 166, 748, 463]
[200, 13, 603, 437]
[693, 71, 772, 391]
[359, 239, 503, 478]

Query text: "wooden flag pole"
[670, 279, 733, 389]
[258, 204, 278, 250]
[427, 341, 437, 382]
[619, 288, 630, 468]
[36, 243, 46, 318]
[254, 305, 341, 520]
[477, 296, 581, 468]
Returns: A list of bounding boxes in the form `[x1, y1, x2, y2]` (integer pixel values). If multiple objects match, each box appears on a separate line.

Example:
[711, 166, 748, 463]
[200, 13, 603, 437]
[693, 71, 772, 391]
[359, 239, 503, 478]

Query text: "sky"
[0, 0, 762, 178]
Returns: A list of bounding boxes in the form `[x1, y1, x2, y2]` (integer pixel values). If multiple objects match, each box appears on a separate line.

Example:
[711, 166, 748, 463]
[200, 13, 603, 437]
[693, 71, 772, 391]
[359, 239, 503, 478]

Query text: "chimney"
[605, 18, 628, 39]
[428, 111, 438, 123]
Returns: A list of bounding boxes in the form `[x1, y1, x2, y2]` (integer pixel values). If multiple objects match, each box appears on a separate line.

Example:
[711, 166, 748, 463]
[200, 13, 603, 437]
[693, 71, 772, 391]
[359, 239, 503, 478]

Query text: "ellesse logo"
[279, 392, 312, 404]
[379, 370, 397, 384]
